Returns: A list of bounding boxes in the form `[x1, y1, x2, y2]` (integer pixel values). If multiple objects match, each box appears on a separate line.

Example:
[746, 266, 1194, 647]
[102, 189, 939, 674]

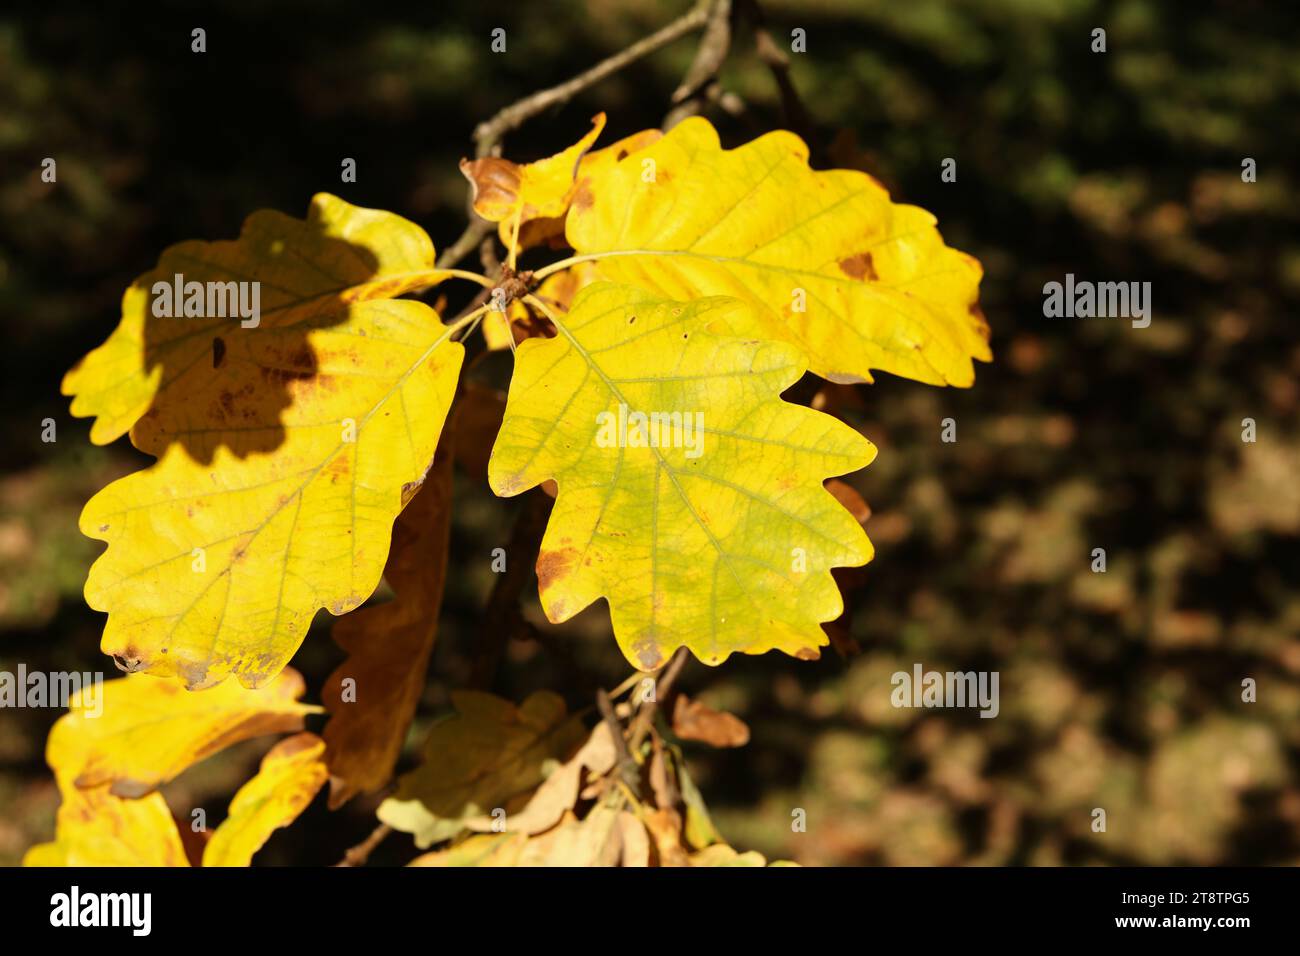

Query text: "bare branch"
[738, 0, 811, 138]
[473, 1, 713, 158]
[666, 0, 733, 128]
[435, 216, 494, 270]
[628, 646, 691, 750]
[597, 688, 642, 797]
[335, 822, 392, 867]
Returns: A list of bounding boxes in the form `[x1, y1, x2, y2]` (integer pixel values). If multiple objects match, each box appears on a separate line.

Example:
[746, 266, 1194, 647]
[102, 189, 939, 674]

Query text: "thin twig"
[473, 0, 713, 157]
[335, 822, 392, 867]
[738, 0, 811, 139]
[436, 217, 495, 270]
[597, 688, 642, 797]
[439, 4, 712, 270]
[628, 647, 691, 751]
[665, 0, 733, 128]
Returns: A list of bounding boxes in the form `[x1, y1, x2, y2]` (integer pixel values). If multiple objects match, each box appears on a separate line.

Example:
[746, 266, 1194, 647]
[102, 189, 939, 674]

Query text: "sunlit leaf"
[564, 117, 990, 386]
[203, 733, 329, 867]
[461, 113, 607, 248]
[23, 785, 188, 868]
[489, 283, 875, 669]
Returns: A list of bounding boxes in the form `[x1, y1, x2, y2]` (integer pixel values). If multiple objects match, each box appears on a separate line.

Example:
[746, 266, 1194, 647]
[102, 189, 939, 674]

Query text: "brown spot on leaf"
[212, 336, 226, 368]
[571, 180, 595, 211]
[112, 649, 144, 673]
[634, 642, 664, 671]
[536, 546, 580, 595]
[839, 252, 878, 280]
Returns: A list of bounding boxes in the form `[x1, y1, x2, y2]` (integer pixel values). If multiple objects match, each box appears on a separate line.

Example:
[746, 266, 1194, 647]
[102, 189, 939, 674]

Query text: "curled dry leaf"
[378, 690, 586, 848]
[461, 113, 606, 248]
[321, 442, 455, 809]
[671, 693, 751, 748]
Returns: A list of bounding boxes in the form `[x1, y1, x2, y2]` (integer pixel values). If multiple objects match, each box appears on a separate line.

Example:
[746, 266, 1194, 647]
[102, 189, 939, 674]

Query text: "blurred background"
[2, 0, 1298, 865]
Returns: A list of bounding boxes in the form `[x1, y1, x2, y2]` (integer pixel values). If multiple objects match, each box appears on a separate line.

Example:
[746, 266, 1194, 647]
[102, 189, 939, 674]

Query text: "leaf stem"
[471, 0, 714, 157]
[529, 253, 605, 283]
[439, 268, 494, 288]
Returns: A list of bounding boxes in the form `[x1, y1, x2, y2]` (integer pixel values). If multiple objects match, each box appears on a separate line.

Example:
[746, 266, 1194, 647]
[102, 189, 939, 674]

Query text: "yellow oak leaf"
[202, 733, 328, 867]
[23, 784, 189, 868]
[48, 668, 319, 797]
[562, 117, 990, 387]
[72, 199, 464, 690]
[488, 283, 875, 670]
[321, 440, 454, 809]
[378, 690, 586, 848]
[461, 113, 607, 249]
[64, 193, 448, 448]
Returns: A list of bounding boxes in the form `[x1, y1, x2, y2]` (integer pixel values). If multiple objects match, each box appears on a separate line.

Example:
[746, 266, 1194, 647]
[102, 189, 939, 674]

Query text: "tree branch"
[335, 822, 392, 867]
[665, 0, 733, 128]
[472, 0, 713, 158]
[738, 0, 811, 139]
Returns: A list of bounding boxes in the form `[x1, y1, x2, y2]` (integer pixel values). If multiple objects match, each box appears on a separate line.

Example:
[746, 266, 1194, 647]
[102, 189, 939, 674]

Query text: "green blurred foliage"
[1, 0, 1297, 865]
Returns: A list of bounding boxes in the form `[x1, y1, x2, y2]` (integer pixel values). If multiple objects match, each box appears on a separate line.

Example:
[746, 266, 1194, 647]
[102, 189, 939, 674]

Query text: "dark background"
[2, 0, 1298, 865]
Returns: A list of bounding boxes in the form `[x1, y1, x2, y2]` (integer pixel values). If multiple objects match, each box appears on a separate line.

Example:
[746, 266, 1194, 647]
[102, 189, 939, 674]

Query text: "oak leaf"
[67, 195, 462, 689]
[378, 690, 586, 848]
[23, 786, 189, 867]
[671, 692, 751, 747]
[202, 733, 329, 866]
[461, 113, 607, 249]
[489, 283, 876, 670]
[563, 116, 990, 387]
[49, 668, 319, 798]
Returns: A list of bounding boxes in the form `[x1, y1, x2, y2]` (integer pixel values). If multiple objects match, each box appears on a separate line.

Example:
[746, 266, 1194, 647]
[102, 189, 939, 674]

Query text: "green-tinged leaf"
[489, 283, 875, 670]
